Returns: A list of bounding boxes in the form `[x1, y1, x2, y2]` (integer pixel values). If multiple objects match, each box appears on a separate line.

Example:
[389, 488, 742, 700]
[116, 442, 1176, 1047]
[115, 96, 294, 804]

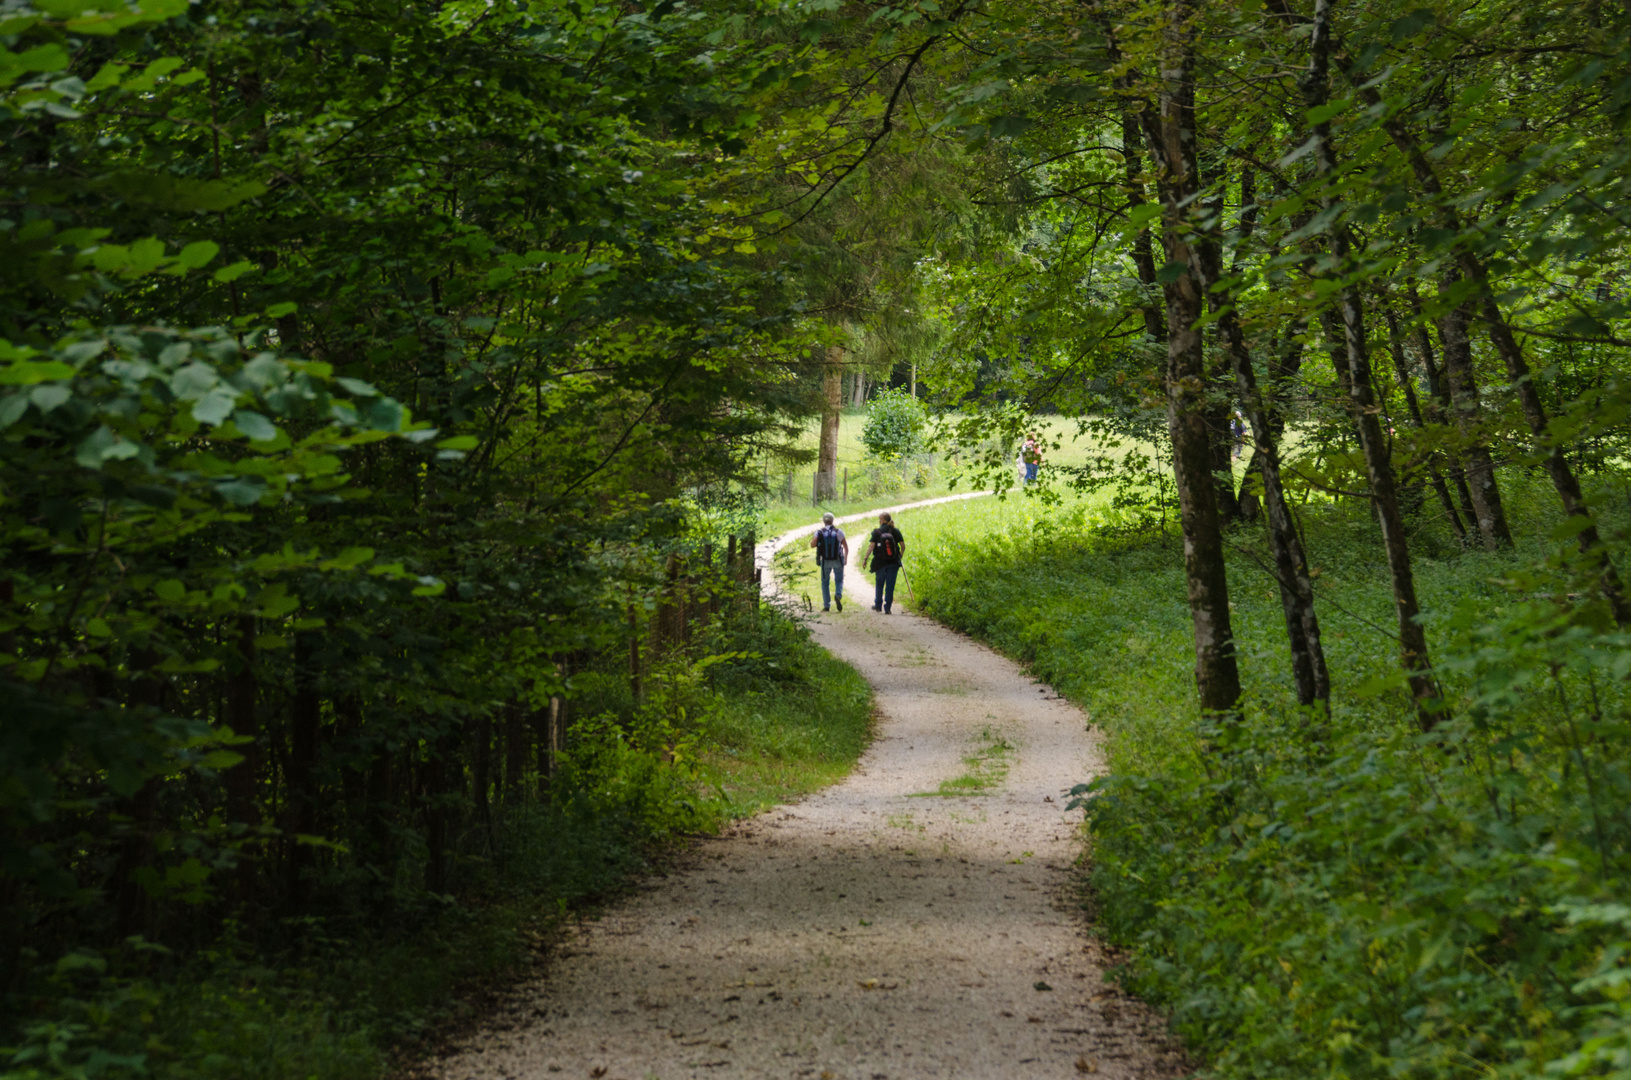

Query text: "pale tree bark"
[815, 345, 842, 502]
[1407, 285, 1480, 528]
[1195, 160, 1328, 706]
[1293, 0, 1439, 722]
[1141, 0, 1242, 716]
[1435, 286, 1512, 549]
[1383, 307, 1468, 543]
[1198, 277, 1330, 707]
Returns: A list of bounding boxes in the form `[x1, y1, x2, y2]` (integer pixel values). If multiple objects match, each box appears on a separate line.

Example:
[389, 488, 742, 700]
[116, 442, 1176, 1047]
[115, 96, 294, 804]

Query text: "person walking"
[861, 511, 906, 614]
[808, 512, 849, 612]
[1022, 432, 1043, 484]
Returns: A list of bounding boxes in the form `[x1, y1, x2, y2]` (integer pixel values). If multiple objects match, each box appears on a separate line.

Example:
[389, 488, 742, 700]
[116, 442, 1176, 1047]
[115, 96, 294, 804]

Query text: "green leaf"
[198, 750, 245, 771]
[192, 387, 238, 425]
[214, 477, 267, 505]
[154, 579, 186, 602]
[1306, 99, 1350, 126]
[231, 409, 277, 442]
[0, 360, 74, 384]
[320, 546, 375, 571]
[1155, 261, 1189, 285]
[436, 435, 479, 451]
[175, 240, 220, 269]
[214, 260, 256, 283]
[0, 394, 29, 429]
[30, 384, 71, 413]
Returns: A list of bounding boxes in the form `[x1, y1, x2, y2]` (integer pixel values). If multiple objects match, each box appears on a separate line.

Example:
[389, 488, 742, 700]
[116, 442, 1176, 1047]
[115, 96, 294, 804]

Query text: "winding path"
[424, 495, 1184, 1080]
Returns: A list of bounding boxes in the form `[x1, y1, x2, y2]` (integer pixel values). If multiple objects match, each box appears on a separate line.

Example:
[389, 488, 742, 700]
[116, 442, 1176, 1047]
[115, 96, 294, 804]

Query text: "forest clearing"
[4, 0, 1630, 1078]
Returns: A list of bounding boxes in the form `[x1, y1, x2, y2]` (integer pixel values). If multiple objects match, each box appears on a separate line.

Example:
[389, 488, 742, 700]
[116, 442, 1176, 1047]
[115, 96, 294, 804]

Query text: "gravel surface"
[421, 496, 1186, 1080]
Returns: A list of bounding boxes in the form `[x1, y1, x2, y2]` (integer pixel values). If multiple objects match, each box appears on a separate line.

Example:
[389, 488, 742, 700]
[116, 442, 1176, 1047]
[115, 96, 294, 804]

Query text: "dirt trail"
[424, 495, 1184, 1080]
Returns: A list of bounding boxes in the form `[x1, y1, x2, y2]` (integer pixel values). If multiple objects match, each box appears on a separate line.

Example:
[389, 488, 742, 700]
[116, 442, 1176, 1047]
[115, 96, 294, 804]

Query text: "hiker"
[1230, 409, 1247, 460]
[808, 512, 849, 612]
[860, 511, 906, 614]
[1022, 432, 1042, 484]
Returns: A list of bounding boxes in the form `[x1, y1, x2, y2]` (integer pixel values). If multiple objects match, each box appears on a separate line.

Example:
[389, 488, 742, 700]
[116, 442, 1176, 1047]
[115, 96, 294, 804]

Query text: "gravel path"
[423, 496, 1185, 1080]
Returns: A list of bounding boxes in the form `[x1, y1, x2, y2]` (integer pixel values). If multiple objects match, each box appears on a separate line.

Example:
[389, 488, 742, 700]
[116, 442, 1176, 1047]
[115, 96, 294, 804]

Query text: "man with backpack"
[860, 512, 906, 614]
[808, 512, 849, 612]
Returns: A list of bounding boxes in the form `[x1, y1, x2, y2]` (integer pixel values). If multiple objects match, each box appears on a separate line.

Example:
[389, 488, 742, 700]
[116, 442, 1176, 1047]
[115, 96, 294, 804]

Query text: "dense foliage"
[859, 385, 926, 460]
[0, 0, 880, 1074]
[906, 484, 1631, 1080]
[8, 0, 1631, 1076]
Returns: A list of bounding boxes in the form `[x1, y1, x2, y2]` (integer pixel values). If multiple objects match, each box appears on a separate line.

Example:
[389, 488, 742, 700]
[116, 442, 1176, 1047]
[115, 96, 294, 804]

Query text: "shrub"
[905, 489, 1631, 1080]
[860, 387, 926, 460]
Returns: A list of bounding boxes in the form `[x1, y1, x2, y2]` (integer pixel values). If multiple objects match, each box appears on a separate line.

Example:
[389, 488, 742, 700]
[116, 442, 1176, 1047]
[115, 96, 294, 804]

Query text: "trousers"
[873, 563, 899, 611]
[820, 559, 845, 608]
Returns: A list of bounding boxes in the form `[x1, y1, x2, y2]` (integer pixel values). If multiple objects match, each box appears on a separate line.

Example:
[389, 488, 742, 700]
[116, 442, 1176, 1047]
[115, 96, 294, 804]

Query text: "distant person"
[809, 512, 848, 612]
[1230, 409, 1247, 460]
[1022, 432, 1043, 484]
[861, 512, 906, 614]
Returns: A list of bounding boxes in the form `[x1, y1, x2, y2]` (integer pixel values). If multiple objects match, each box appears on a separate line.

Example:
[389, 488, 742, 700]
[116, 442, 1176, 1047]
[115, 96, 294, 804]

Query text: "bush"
[860, 387, 927, 460]
[906, 489, 1631, 1080]
[1, 603, 872, 1080]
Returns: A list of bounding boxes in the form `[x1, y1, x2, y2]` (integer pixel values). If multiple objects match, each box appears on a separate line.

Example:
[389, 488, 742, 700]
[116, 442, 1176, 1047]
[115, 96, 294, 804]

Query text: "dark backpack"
[876, 529, 899, 560]
[815, 526, 842, 561]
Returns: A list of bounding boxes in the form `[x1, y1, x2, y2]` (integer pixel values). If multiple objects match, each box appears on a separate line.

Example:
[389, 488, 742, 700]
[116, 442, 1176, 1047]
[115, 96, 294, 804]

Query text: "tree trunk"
[285, 631, 322, 910]
[1475, 295, 1629, 622]
[1435, 289, 1512, 549]
[627, 602, 642, 700]
[1121, 110, 1164, 342]
[1383, 308, 1467, 541]
[1199, 288, 1329, 705]
[1351, 67, 1625, 618]
[1142, 0, 1242, 716]
[224, 614, 259, 902]
[1407, 286, 1480, 528]
[1299, 0, 1438, 722]
[815, 345, 842, 502]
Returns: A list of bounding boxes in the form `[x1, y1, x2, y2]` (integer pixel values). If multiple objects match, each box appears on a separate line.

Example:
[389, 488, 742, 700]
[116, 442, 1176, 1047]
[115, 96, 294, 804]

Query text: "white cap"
[822, 512, 834, 524]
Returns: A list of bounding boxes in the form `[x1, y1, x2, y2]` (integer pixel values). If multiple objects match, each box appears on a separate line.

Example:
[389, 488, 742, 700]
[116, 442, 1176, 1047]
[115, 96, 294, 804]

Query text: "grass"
[758, 412, 1167, 535]
[909, 725, 1014, 797]
[892, 464, 1631, 1080]
[702, 637, 874, 813]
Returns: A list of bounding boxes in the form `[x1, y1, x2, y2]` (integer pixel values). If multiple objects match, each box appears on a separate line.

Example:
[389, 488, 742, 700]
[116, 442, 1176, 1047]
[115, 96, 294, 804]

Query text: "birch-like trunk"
[1143, 0, 1242, 716]
[815, 345, 842, 503]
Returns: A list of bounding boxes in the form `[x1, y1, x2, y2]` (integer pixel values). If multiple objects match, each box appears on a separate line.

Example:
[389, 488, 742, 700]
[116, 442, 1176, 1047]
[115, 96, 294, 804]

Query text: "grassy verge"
[3, 608, 872, 1080]
[898, 479, 1631, 1080]
[758, 412, 1147, 536]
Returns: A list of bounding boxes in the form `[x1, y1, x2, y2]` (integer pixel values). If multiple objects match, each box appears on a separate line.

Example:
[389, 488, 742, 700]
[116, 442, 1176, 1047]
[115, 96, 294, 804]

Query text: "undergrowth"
[902, 479, 1631, 1080]
[2, 606, 871, 1080]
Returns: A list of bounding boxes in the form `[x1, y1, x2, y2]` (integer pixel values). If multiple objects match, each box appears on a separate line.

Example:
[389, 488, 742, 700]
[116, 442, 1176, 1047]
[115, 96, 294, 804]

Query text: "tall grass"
[899, 474, 1631, 1080]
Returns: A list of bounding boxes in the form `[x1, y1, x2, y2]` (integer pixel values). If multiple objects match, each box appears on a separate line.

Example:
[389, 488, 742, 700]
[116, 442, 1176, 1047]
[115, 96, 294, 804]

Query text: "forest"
[2, 0, 1629, 1077]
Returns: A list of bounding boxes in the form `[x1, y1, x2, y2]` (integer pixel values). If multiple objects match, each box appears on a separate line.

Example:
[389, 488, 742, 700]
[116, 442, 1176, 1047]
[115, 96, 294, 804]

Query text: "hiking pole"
[900, 562, 917, 606]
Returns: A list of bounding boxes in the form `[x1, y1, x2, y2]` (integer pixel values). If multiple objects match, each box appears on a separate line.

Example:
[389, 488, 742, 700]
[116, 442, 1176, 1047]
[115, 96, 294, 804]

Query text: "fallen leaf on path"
[856, 978, 898, 990]
[1076, 1056, 1099, 1073]
[590, 1069, 607, 1078]
[1034, 981, 1053, 991]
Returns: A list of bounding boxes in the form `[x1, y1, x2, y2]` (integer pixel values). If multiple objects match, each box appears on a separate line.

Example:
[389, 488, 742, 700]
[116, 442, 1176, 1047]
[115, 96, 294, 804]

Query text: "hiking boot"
[872, 604, 882, 612]
[835, 598, 843, 611]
